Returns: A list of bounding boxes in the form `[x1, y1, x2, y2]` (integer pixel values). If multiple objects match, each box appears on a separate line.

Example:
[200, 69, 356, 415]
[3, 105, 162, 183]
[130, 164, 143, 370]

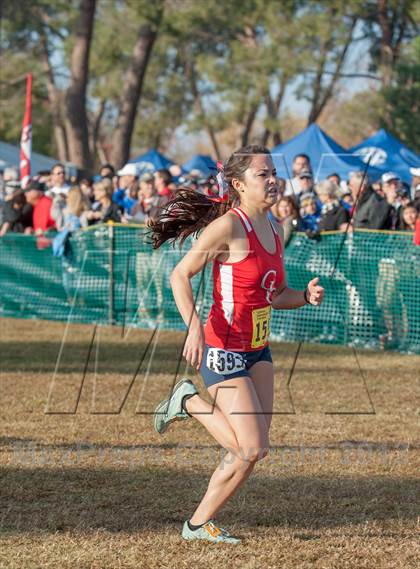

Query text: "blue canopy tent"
[349, 129, 419, 184]
[129, 149, 173, 175]
[182, 154, 216, 176]
[271, 124, 382, 182]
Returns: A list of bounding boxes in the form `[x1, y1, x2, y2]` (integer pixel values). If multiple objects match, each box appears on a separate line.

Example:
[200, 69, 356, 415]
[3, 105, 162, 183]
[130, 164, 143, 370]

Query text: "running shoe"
[153, 378, 198, 434]
[181, 519, 241, 544]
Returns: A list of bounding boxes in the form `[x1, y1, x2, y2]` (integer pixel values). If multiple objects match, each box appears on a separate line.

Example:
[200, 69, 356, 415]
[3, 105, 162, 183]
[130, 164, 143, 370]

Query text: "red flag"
[20, 73, 32, 189]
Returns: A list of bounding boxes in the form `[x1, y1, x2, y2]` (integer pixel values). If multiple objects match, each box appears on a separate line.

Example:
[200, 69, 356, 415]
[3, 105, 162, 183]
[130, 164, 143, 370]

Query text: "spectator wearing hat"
[24, 180, 56, 234]
[49, 163, 70, 197]
[138, 172, 155, 194]
[36, 170, 52, 188]
[2, 167, 19, 197]
[285, 169, 316, 205]
[316, 179, 349, 232]
[286, 170, 314, 201]
[114, 163, 139, 215]
[116, 163, 139, 187]
[348, 171, 391, 230]
[1, 169, 20, 207]
[0, 190, 33, 237]
[2, 180, 21, 203]
[285, 154, 312, 196]
[298, 170, 315, 200]
[381, 172, 402, 229]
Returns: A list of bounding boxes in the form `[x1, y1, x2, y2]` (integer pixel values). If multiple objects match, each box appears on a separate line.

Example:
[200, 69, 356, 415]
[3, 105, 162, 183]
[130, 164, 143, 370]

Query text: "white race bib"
[206, 348, 246, 375]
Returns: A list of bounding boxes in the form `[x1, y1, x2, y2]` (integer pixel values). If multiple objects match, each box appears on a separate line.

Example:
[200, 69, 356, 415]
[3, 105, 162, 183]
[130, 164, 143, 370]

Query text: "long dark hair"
[149, 145, 270, 248]
[399, 201, 418, 230]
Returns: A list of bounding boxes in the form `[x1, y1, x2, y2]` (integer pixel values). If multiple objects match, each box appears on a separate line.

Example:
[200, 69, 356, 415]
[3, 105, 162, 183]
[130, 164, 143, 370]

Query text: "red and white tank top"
[204, 207, 285, 351]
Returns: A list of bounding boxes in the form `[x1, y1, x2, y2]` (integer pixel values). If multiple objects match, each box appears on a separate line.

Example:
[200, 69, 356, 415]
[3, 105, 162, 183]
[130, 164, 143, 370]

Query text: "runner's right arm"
[170, 214, 235, 369]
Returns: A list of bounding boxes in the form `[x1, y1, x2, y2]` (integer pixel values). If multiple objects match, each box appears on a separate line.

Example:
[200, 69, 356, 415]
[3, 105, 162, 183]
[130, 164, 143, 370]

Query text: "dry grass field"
[0, 317, 419, 568]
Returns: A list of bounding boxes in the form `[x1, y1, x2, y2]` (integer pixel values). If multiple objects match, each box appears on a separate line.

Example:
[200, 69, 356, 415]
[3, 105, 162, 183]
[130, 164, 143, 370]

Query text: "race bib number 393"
[251, 306, 271, 348]
[206, 348, 246, 375]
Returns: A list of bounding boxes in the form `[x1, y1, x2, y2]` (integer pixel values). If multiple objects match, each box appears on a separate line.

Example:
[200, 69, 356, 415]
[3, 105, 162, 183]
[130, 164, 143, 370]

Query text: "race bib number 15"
[251, 306, 271, 348]
[206, 348, 246, 375]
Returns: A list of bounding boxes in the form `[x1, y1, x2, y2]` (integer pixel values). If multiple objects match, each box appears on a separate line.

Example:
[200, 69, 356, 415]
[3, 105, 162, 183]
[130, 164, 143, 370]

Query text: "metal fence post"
[108, 222, 115, 325]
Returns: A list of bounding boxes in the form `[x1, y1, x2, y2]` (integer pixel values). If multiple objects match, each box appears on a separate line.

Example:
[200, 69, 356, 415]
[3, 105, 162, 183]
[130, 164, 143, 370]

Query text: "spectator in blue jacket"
[113, 163, 139, 215]
[300, 192, 320, 232]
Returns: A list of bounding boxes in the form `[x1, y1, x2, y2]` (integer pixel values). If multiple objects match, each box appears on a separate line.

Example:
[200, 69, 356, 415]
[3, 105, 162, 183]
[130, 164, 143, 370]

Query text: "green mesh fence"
[0, 224, 418, 354]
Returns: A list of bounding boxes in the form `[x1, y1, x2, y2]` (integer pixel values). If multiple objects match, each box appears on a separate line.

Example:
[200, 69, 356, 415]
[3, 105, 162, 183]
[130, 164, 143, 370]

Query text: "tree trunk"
[110, 14, 162, 169]
[89, 99, 106, 163]
[377, 0, 410, 87]
[377, 0, 394, 87]
[307, 47, 329, 125]
[64, 0, 96, 171]
[206, 123, 221, 158]
[39, 32, 68, 162]
[240, 103, 259, 147]
[272, 130, 282, 147]
[261, 79, 287, 147]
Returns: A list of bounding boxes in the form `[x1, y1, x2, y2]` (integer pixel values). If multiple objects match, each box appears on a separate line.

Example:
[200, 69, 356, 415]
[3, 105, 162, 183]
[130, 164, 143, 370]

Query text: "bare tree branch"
[307, 17, 358, 124]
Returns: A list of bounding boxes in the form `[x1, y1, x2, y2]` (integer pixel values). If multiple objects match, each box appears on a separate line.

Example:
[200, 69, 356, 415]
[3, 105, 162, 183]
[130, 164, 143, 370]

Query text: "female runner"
[150, 145, 324, 543]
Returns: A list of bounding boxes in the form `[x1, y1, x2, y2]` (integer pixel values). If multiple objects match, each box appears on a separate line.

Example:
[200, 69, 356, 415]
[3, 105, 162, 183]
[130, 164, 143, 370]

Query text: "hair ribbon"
[212, 161, 229, 202]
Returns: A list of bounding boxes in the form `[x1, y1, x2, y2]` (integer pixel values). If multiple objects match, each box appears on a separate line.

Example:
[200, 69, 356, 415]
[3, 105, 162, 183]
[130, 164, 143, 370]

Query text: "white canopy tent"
[0, 140, 76, 177]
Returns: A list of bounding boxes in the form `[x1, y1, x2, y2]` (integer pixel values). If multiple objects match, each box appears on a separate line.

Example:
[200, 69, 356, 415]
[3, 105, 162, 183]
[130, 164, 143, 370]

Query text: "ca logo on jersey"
[261, 269, 277, 303]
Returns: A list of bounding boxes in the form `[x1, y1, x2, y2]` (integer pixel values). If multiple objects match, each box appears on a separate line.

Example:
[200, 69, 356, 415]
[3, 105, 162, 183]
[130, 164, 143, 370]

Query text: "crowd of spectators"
[268, 154, 420, 245]
[0, 162, 188, 238]
[0, 154, 419, 245]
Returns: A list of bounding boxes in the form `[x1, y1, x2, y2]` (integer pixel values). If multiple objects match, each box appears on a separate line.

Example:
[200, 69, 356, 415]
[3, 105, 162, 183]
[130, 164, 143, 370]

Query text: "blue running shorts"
[199, 343, 273, 388]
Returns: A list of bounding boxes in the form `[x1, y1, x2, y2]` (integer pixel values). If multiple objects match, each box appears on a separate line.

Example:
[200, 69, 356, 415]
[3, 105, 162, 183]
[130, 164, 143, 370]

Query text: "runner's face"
[238, 154, 279, 207]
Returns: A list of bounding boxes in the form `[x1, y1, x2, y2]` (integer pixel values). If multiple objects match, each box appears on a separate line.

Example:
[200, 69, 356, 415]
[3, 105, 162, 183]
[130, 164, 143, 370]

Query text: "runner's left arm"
[270, 221, 324, 309]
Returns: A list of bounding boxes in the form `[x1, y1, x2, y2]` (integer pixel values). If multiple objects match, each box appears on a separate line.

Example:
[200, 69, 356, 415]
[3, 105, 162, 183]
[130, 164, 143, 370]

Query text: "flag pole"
[20, 73, 32, 189]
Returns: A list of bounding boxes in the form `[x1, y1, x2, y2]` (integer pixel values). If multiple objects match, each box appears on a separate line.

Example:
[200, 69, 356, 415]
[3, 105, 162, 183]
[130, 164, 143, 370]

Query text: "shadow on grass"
[0, 437, 416, 452]
[1, 464, 418, 534]
[2, 335, 408, 375]
[0, 340, 183, 375]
